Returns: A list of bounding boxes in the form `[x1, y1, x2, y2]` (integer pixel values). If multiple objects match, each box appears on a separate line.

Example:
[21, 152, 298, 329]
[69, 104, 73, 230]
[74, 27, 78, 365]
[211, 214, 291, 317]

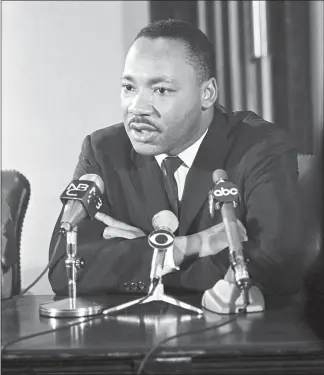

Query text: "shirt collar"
[155, 128, 209, 169]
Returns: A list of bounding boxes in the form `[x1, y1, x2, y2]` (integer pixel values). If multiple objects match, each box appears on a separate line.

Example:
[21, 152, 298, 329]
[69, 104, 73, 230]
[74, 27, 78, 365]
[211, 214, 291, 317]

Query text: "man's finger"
[103, 227, 140, 240]
[236, 220, 248, 241]
[236, 219, 247, 234]
[95, 212, 139, 231]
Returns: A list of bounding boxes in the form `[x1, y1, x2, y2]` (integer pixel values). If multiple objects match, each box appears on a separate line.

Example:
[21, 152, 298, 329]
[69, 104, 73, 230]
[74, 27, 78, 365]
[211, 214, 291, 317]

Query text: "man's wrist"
[173, 235, 200, 267]
[164, 246, 179, 272]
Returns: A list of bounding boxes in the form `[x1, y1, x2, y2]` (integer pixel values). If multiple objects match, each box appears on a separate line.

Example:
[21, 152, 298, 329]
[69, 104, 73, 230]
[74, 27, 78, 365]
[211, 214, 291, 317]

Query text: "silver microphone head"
[152, 210, 179, 233]
[79, 174, 104, 193]
[212, 169, 228, 184]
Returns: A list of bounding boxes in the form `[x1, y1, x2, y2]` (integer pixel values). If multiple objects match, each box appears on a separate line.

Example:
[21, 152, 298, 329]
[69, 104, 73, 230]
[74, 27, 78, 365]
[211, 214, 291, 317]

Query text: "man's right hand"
[173, 220, 247, 267]
[95, 212, 146, 239]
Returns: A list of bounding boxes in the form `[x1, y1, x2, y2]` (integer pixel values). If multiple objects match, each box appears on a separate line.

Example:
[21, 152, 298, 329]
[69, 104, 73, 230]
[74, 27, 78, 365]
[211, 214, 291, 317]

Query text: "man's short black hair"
[133, 18, 215, 83]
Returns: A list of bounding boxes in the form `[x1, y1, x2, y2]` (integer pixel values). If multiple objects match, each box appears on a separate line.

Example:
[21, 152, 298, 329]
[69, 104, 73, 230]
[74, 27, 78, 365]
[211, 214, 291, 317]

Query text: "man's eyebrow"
[148, 77, 178, 85]
[121, 74, 134, 82]
[121, 75, 177, 85]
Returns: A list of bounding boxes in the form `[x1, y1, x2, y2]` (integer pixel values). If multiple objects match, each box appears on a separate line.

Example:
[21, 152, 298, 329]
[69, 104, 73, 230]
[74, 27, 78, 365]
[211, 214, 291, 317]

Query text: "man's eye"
[154, 87, 170, 94]
[122, 84, 134, 91]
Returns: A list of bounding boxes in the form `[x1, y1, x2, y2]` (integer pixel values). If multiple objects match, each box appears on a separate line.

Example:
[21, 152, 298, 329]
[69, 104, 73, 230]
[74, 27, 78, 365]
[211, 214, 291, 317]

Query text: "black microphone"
[210, 170, 250, 293]
[59, 174, 104, 233]
[148, 210, 179, 284]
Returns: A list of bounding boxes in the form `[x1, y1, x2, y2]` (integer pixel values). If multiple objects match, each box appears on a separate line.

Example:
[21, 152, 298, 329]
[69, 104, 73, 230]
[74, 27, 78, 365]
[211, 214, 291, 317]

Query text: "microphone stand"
[39, 227, 104, 318]
[102, 234, 203, 316]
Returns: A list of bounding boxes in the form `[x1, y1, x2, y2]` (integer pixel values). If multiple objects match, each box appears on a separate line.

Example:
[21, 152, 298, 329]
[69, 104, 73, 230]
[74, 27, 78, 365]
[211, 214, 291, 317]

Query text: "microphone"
[148, 210, 179, 284]
[202, 169, 265, 314]
[211, 169, 250, 294]
[59, 174, 104, 233]
[39, 174, 105, 319]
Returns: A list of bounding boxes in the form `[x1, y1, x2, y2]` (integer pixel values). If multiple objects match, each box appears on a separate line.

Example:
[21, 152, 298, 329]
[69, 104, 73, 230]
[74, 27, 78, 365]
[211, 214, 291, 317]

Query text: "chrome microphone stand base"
[39, 226, 104, 319]
[103, 282, 203, 316]
[146, 283, 203, 314]
[202, 279, 265, 314]
[39, 297, 104, 318]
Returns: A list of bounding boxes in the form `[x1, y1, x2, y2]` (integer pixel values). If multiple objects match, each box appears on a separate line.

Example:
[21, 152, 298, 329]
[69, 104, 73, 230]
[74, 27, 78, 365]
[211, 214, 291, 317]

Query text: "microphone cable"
[136, 309, 246, 375]
[1, 233, 63, 311]
[1, 313, 98, 352]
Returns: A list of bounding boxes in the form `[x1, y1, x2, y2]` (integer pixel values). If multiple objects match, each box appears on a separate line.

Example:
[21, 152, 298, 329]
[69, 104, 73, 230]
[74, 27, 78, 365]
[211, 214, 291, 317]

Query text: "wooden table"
[2, 293, 324, 374]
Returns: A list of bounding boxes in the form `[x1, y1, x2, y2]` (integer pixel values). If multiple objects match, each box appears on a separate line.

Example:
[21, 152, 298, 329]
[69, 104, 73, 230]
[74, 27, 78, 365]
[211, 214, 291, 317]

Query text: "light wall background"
[2, 1, 149, 294]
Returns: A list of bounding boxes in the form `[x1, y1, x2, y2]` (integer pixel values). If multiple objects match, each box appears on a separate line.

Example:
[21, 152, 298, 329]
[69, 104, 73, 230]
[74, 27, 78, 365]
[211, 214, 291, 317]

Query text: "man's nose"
[128, 92, 153, 116]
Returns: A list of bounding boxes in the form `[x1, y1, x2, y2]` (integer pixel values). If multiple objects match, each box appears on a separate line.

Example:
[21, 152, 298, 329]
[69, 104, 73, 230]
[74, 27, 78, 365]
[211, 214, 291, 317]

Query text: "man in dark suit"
[49, 19, 302, 297]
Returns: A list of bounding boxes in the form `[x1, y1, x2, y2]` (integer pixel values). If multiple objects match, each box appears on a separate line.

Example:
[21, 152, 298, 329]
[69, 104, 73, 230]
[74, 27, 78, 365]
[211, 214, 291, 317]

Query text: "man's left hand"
[95, 212, 146, 239]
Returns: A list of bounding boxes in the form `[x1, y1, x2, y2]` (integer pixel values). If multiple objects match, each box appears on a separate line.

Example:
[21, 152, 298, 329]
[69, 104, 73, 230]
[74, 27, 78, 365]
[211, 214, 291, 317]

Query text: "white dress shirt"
[154, 129, 209, 273]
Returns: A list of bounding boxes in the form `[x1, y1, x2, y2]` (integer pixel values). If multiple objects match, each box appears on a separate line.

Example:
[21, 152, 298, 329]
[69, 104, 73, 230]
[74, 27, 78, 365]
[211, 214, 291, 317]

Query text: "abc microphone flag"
[209, 170, 240, 218]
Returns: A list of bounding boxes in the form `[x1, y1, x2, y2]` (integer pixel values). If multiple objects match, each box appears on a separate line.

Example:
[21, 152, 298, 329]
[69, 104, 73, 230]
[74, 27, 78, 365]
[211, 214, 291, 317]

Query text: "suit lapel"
[179, 108, 230, 235]
[130, 149, 170, 230]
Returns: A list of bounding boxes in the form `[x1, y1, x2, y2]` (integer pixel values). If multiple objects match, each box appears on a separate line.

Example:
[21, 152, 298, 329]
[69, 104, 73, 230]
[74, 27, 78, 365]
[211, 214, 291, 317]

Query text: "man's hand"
[173, 220, 247, 267]
[95, 212, 146, 239]
[197, 220, 247, 257]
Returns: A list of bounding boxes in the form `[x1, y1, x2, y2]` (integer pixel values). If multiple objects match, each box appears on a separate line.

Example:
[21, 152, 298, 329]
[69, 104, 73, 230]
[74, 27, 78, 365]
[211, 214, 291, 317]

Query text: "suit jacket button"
[124, 282, 131, 290]
[131, 282, 138, 290]
[138, 281, 145, 290]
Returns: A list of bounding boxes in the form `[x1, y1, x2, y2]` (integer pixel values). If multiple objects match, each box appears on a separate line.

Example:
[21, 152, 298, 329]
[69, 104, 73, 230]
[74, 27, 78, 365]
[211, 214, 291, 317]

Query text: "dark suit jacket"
[48, 106, 302, 296]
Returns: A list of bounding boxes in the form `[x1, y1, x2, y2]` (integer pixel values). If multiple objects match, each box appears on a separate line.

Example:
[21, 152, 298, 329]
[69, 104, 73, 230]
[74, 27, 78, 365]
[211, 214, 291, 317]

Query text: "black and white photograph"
[1, 1, 323, 374]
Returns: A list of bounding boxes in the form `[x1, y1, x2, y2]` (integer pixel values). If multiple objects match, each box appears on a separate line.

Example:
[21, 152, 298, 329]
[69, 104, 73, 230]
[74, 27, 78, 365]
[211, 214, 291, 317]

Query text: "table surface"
[2, 293, 324, 374]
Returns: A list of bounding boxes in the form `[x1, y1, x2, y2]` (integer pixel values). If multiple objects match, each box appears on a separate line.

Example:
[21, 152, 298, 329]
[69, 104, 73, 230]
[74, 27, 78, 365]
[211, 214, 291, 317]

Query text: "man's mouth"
[129, 122, 157, 132]
[129, 122, 158, 142]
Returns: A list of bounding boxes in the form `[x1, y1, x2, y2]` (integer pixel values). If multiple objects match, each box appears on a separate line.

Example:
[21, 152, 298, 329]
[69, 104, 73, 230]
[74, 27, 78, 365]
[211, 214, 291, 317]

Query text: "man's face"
[121, 37, 204, 156]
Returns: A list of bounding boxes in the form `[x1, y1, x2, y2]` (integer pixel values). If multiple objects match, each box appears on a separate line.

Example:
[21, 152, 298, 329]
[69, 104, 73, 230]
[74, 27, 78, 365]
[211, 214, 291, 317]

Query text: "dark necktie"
[161, 156, 183, 217]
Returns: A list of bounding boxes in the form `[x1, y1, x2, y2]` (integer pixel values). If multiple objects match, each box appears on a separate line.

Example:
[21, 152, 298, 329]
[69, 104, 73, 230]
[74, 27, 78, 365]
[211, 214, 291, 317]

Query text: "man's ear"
[201, 77, 218, 109]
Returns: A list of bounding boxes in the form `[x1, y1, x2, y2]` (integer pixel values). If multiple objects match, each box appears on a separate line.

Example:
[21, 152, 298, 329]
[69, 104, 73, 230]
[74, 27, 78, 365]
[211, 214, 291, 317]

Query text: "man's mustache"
[129, 116, 155, 127]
